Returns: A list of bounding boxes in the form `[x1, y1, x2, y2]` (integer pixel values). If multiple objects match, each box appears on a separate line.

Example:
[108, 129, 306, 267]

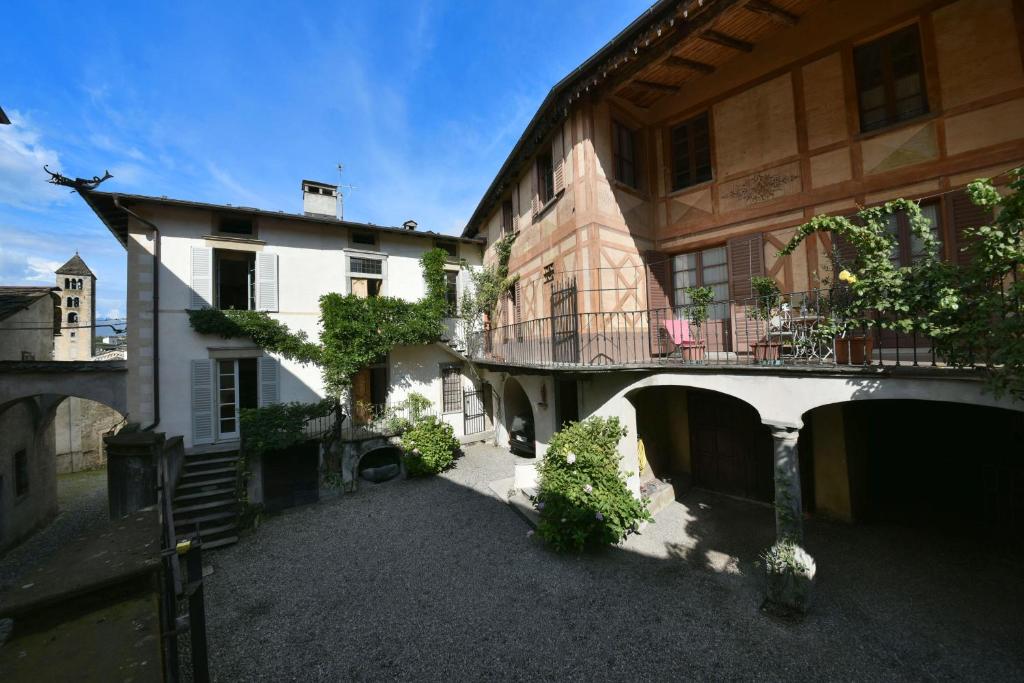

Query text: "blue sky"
[0, 1, 649, 322]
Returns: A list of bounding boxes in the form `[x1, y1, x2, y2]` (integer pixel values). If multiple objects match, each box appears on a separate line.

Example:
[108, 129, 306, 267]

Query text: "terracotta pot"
[753, 341, 781, 364]
[680, 340, 707, 363]
[834, 335, 874, 365]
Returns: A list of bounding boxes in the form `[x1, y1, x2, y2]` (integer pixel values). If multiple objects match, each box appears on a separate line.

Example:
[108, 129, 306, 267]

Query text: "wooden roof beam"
[746, 0, 799, 26]
[663, 55, 716, 75]
[699, 30, 754, 52]
[632, 79, 681, 94]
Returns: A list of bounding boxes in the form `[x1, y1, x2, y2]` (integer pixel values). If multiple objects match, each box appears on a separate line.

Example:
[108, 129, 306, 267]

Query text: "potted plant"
[827, 272, 874, 365]
[749, 276, 783, 364]
[761, 538, 816, 616]
[683, 286, 713, 362]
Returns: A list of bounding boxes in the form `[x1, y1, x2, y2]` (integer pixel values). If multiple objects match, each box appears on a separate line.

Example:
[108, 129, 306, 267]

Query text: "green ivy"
[400, 415, 459, 477]
[461, 232, 518, 328]
[239, 399, 334, 459]
[533, 417, 652, 553]
[188, 248, 450, 393]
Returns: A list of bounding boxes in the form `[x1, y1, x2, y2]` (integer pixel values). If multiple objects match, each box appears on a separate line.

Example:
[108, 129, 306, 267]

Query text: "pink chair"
[663, 319, 699, 348]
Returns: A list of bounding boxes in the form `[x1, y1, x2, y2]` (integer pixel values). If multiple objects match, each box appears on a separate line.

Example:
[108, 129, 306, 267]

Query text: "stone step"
[174, 510, 236, 528]
[185, 456, 240, 469]
[181, 466, 237, 479]
[202, 536, 238, 550]
[174, 498, 236, 515]
[174, 487, 236, 503]
[177, 476, 236, 491]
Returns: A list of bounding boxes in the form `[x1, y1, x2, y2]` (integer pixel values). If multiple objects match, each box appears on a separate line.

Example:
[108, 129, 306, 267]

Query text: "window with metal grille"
[670, 112, 712, 191]
[613, 119, 638, 189]
[854, 24, 928, 133]
[441, 366, 462, 413]
[14, 449, 28, 496]
[349, 257, 383, 275]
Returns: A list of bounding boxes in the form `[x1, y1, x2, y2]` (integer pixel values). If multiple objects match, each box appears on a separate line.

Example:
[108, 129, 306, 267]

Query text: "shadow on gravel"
[202, 448, 1024, 682]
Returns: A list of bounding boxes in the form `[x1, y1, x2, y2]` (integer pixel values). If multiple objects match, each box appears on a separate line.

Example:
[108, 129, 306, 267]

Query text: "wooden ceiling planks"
[614, 0, 819, 108]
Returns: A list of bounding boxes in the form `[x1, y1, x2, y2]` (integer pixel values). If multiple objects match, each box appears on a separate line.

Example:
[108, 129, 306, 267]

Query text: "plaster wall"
[125, 205, 482, 449]
[0, 297, 55, 361]
[0, 401, 57, 553]
[809, 403, 853, 522]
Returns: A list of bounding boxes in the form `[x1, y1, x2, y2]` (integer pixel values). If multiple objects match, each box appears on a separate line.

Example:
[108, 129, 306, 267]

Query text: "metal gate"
[550, 276, 579, 363]
[464, 387, 487, 435]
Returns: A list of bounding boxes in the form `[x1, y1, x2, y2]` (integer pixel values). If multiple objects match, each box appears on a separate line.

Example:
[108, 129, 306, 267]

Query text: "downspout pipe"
[113, 194, 161, 431]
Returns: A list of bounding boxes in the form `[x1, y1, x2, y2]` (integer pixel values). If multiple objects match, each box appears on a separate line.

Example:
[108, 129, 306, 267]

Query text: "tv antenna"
[336, 163, 357, 220]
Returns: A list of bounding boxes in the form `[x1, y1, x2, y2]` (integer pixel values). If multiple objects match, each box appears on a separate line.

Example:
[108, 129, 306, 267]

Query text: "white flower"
[566, 453, 577, 465]
[583, 484, 593, 494]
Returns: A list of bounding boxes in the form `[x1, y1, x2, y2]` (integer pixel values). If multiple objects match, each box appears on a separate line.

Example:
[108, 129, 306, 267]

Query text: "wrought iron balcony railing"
[463, 290, 957, 371]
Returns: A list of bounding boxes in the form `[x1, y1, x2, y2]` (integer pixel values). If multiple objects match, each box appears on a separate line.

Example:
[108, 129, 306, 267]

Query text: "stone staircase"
[172, 450, 241, 550]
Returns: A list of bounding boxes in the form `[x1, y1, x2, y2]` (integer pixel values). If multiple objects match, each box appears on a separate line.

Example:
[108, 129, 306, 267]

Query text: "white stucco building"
[80, 181, 488, 452]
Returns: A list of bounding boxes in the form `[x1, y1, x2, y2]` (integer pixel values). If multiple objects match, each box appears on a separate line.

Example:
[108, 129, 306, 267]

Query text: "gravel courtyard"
[204, 444, 1024, 681]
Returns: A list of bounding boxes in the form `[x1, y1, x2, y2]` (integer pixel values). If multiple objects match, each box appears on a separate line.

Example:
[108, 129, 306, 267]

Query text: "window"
[501, 199, 515, 235]
[537, 151, 555, 205]
[352, 358, 388, 423]
[670, 113, 712, 191]
[66, 296, 73, 308]
[441, 365, 462, 413]
[351, 232, 377, 247]
[73, 297, 79, 308]
[14, 449, 28, 496]
[21, 351, 34, 361]
[672, 246, 729, 319]
[612, 120, 639, 189]
[444, 270, 458, 315]
[854, 25, 928, 133]
[217, 358, 257, 437]
[67, 312, 78, 324]
[348, 255, 385, 298]
[436, 239, 458, 260]
[215, 250, 256, 310]
[64, 278, 70, 289]
[884, 202, 942, 266]
[218, 214, 254, 236]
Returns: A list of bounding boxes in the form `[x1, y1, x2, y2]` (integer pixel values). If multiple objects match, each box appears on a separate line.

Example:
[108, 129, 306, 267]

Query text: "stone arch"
[501, 375, 534, 456]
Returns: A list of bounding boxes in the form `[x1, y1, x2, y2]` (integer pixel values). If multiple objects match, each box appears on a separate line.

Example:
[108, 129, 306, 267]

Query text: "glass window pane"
[702, 264, 728, 286]
[220, 404, 236, 419]
[701, 246, 727, 267]
[220, 419, 236, 434]
[673, 253, 697, 271]
[910, 203, 942, 260]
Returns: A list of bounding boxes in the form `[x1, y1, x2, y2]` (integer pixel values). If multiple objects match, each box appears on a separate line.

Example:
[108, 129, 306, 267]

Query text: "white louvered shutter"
[258, 356, 280, 407]
[552, 126, 565, 195]
[255, 252, 279, 312]
[191, 359, 215, 445]
[190, 247, 213, 309]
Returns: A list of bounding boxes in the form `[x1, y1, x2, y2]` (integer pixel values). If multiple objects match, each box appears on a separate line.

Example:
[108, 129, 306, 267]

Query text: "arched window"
[74, 297, 80, 307]
[64, 278, 70, 289]
[68, 279, 75, 290]
[68, 312, 78, 324]
[66, 296, 73, 307]
[77, 278, 84, 289]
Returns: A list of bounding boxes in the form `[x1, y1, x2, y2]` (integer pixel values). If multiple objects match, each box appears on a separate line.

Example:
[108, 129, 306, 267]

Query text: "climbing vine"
[239, 399, 334, 459]
[461, 232, 518, 329]
[780, 168, 1024, 399]
[189, 248, 450, 393]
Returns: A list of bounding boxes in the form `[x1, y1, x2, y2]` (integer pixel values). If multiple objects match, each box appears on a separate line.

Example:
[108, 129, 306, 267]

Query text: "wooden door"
[689, 391, 773, 502]
[352, 368, 372, 423]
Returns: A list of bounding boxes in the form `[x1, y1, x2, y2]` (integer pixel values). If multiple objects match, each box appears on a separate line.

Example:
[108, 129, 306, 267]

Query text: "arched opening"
[67, 312, 78, 324]
[358, 446, 402, 483]
[801, 399, 1024, 538]
[630, 386, 787, 504]
[502, 376, 534, 457]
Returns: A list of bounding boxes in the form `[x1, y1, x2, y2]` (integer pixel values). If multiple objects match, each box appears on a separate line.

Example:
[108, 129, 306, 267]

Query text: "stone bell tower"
[54, 252, 96, 361]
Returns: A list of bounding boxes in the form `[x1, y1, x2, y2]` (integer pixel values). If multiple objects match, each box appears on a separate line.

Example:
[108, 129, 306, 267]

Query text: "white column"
[769, 424, 803, 543]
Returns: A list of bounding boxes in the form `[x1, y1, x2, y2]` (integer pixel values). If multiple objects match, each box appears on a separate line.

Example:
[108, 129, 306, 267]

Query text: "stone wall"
[54, 397, 125, 473]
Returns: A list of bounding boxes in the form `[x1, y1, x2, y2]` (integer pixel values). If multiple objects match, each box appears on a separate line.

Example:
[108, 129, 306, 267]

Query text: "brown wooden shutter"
[831, 231, 859, 271]
[946, 188, 993, 266]
[514, 280, 522, 324]
[727, 232, 764, 300]
[552, 126, 565, 195]
[644, 251, 672, 312]
[512, 189, 520, 233]
[531, 158, 541, 219]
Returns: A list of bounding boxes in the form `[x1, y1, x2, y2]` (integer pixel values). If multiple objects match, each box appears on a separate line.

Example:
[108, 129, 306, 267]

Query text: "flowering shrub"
[400, 416, 459, 477]
[533, 417, 652, 552]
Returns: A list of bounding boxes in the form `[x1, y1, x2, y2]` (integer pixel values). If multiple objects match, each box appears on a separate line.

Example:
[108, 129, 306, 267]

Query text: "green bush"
[400, 416, 459, 477]
[533, 417, 652, 552]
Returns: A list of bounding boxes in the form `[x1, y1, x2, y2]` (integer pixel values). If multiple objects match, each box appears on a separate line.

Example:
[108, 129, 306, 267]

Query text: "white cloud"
[26, 256, 63, 282]
[206, 162, 263, 207]
[0, 110, 67, 209]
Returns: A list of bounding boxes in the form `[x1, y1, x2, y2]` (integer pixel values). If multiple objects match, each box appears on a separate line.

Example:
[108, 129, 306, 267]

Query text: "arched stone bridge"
[0, 360, 128, 419]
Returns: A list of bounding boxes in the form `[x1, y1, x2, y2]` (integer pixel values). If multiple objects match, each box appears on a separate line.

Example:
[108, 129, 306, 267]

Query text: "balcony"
[464, 290, 969, 375]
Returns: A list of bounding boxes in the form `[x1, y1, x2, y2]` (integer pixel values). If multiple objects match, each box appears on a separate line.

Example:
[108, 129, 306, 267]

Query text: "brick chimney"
[302, 180, 338, 218]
